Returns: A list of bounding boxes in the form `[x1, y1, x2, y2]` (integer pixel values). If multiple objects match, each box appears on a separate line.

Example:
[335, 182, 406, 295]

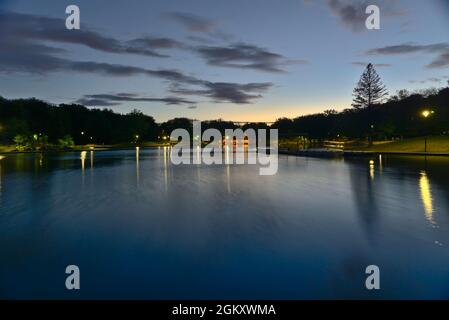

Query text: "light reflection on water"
[420, 171, 434, 225]
[0, 149, 449, 299]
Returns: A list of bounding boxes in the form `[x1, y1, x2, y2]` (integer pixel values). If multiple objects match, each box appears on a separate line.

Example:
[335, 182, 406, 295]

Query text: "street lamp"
[421, 109, 435, 153]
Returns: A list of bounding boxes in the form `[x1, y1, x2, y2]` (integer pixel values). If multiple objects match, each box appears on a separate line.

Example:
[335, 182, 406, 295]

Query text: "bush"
[58, 135, 75, 148]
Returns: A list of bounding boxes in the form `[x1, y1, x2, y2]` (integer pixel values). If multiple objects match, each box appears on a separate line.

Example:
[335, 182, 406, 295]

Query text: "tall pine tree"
[352, 63, 388, 109]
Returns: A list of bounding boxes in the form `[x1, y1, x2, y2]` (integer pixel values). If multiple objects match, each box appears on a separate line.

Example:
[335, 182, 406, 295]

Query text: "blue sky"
[1, 0, 448, 122]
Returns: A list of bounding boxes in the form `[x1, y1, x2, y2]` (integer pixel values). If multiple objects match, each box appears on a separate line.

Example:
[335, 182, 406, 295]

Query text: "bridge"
[231, 121, 275, 126]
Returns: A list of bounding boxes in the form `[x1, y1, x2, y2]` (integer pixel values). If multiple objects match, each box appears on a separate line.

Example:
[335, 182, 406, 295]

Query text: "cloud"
[409, 76, 449, 84]
[365, 43, 449, 55]
[0, 10, 276, 105]
[0, 11, 178, 58]
[365, 42, 449, 69]
[75, 93, 196, 106]
[351, 62, 391, 67]
[326, 0, 407, 32]
[0, 39, 201, 84]
[427, 52, 449, 69]
[170, 82, 273, 104]
[194, 43, 305, 73]
[127, 36, 185, 50]
[0, 36, 273, 104]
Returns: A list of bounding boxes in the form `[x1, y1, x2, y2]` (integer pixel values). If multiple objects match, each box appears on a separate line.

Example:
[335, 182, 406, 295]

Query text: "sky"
[0, 0, 448, 122]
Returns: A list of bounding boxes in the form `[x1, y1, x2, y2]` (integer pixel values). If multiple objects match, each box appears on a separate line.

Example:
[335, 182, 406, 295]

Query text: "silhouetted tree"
[352, 63, 388, 109]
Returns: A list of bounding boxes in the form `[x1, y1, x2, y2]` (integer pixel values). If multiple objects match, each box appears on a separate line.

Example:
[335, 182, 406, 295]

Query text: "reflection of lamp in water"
[369, 160, 375, 180]
[225, 145, 230, 164]
[419, 171, 435, 225]
[136, 146, 140, 184]
[80, 151, 87, 171]
[163, 146, 168, 191]
[0, 156, 4, 200]
[379, 155, 383, 174]
[90, 150, 94, 169]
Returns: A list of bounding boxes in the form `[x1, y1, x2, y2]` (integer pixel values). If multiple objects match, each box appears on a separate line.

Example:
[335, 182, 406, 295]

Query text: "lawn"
[354, 136, 449, 153]
[0, 145, 15, 153]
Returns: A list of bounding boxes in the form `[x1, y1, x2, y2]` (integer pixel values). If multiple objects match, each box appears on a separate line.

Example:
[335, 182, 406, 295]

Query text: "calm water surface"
[1, 148, 449, 299]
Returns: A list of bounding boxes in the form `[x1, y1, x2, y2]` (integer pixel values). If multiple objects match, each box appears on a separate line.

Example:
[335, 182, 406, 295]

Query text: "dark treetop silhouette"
[352, 63, 388, 110]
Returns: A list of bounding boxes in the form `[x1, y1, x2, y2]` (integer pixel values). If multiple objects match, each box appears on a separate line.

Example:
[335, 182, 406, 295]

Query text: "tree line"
[1, 64, 448, 149]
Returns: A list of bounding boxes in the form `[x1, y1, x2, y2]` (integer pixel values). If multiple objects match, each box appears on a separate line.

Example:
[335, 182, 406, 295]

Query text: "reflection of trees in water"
[348, 160, 380, 242]
[0, 151, 133, 175]
[381, 156, 449, 225]
[348, 155, 449, 230]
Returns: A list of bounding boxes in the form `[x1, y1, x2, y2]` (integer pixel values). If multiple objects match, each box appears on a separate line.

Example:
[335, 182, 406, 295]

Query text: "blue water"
[1, 148, 449, 299]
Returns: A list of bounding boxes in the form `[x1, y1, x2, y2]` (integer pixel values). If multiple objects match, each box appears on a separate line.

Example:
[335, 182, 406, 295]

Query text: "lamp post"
[421, 110, 435, 153]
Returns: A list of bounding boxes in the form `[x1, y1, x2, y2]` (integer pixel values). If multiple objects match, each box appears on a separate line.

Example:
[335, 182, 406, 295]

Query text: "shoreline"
[279, 149, 449, 158]
[2, 146, 449, 158]
[0, 144, 170, 155]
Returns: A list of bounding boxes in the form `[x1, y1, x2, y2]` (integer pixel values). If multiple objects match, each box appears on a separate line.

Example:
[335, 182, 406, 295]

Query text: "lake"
[1, 148, 449, 299]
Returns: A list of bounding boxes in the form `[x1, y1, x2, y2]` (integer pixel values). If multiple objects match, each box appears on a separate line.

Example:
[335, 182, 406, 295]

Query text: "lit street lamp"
[421, 109, 435, 153]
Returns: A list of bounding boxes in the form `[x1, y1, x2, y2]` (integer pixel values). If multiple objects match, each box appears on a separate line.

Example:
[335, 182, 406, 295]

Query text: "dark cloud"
[0, 38, 201, 84]
[427, 52, 449, 69]
[326, 0, 407, 32]
[195, 43, 305, 73]
[352, 62, 391, 67]
[0, 11, 178, 58]
[0, 35, 273, 104]
[170, 82, 273, 104]
[0, 26, 202, 83]
[75, 93, 196, 106]
[409, 76, 448, 84]
[365, 42, 449, 69]
[365, 43, 449, 55]
[127, 36, 185, 50]
[0, 10, 275, 105]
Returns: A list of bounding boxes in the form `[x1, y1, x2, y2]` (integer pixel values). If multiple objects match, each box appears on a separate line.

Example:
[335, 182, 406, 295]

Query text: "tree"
[58, 135, 75, 148]
[352, 63, 388, 109]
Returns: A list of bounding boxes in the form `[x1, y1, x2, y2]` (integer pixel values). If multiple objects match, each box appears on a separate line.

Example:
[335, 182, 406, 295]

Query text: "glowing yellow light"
[422, 110, 431, 118]
[369, 160, 375, 180]
[0, 156, 5, 161]
[80, 151, 87, 171]
[420, 171, 435, 225]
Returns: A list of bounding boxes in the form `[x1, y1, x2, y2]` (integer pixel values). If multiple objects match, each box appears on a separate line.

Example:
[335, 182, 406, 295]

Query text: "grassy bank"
[349, 136, 449, 153]
[0, 141, 171, 154]
[279, 136, 449, 155]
